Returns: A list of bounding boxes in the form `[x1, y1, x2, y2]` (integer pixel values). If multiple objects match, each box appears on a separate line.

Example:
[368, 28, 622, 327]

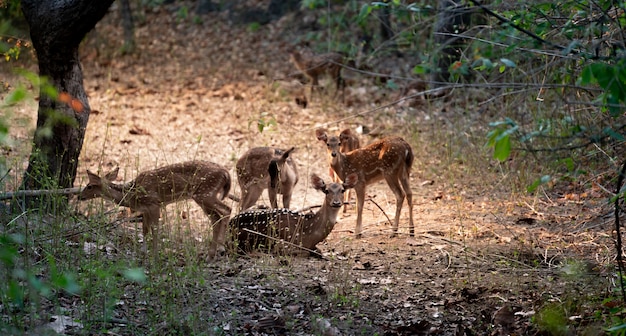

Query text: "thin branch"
[614, 160, 626, 302]
[0, 187, 83, 201]
[468, 0, 570, 54]
[241, 228, 324, 259]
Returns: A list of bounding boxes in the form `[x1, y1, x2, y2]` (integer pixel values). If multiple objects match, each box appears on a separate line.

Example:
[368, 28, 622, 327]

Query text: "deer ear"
[281, 147, 296, 161]
[310, 173, 326, 191]
[104, 167, 119, 181]
[86, 170, 101, 184]
[343, 173, 358, 189]
[315, 129, 328, 142]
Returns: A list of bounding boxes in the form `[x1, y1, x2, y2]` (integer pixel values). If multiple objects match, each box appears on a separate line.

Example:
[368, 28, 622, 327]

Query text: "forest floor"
[1, 2, 620, 335]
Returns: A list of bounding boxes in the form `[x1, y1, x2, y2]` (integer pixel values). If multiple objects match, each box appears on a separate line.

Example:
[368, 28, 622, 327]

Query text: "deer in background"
[236, 147, 298, 211]
[288, 47, 350, 102]
[78, 161, 232, 259]
[230, 173, 358, 256]
[316, 129, 414, 238]
[332, 129, 360, 213]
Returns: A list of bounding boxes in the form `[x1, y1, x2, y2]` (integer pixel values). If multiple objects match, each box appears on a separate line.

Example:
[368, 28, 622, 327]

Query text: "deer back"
[80, 161, 231, 211]
[342, 137, 412, 182]
[237, 147, 298, 194]
[130, 161, 230, 204]
[317, 128, 412, 184]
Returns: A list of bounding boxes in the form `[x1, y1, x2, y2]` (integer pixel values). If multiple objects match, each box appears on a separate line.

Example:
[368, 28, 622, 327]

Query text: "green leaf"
[603, 127, 625, 141]
[412, 64, 428, 75]
[4, 86, 26, 105]
[122, 268, 147, 283]
[500, 58, 516, 68]
[527, 175, 551, 193]
[557, 157, 575, 172]
[357, 4, 372, 24]
[493, 134, 511, 162]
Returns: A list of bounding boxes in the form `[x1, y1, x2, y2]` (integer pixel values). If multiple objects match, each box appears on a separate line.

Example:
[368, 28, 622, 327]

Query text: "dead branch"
[241, 228, 325, 259]
[0, 187, 84, 201]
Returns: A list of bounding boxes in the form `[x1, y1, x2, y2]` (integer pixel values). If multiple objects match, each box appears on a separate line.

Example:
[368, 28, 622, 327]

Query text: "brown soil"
[2, 2, 617, 335]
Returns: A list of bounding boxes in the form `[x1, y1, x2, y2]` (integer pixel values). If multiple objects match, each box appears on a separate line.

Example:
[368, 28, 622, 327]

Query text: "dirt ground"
[2, 2, 619, 335]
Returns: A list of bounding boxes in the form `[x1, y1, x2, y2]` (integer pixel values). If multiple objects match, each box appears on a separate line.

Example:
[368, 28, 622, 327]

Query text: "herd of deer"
[78, 48, 415, 260]
[79, 128, 414, 260]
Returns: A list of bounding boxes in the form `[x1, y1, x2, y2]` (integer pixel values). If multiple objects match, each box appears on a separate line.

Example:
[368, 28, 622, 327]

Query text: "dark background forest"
[1, 0, 626, 334]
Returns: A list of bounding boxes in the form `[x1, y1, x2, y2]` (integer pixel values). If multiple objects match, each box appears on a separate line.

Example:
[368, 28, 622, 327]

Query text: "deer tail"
[221, 171, 231, 200]
[405, 147, 414, 172]
[269, 160, 279, 189]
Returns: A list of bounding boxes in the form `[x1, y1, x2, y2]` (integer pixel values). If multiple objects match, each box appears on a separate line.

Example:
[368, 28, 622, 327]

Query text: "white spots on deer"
[230, 173, 358, 256]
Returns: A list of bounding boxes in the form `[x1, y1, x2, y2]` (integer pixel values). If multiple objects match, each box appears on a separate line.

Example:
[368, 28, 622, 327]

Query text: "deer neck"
[329, 152, 349, 180]
[102, 181, 137, 207]
[304, 204, 340, 246]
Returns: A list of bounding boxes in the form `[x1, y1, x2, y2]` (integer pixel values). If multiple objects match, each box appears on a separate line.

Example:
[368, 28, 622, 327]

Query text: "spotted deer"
[288, 48, 349, 101]
[230, 173, 358, 256]
[236, 147, 298, 211]
[332, 129, 360, 213]
[78, 161, 232, 259]
[315, 129, 414, 238]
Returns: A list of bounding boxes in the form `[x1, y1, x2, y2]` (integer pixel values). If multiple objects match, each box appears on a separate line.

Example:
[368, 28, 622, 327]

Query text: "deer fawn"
[289, 48, 348, 101]
[331, 129, 360, 213]
[236, 147, 298, 211]
[78, 161, 232, 259]
[230, 173, 358, 256]
[316, 129, 414, 238]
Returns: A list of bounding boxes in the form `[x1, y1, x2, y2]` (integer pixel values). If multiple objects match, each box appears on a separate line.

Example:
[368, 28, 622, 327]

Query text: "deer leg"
[240, 185, 263, 211]
[281, 190, 292, 209]
[334, 73, 345, 101]
[343, 188, 352, 214]
[196, 196, 231, 259]
[385, 176, 406, 238]
[354, 185, 366, 238]
[268, 186, 279, 209]
[142, 207, 161, 255]
[400, 173, 414, 236]
[310, 77, 320, 101]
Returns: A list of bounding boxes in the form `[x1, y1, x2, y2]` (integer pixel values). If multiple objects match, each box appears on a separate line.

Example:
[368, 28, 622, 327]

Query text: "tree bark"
[430, 0, 471, 88]
[18, 0, 114, 211]
[120, 0, 136, 54]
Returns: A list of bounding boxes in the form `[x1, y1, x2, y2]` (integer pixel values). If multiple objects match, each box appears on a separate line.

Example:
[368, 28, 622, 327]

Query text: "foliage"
[533, 302, 570, 335]
[0, 232, 80, 329]
[249, 111, 277, 133]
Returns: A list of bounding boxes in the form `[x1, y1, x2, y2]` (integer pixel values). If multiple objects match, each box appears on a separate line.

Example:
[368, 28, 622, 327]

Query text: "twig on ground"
[241, 228, 325, 259]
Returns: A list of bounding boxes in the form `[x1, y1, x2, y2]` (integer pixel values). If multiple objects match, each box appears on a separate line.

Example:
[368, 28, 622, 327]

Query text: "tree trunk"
[196, 0, 219, 15]
[120, 0, 136, 54]
[379, 0, 398, 55]
[430, 0, 471, 88]
[18, 0, 114, 211]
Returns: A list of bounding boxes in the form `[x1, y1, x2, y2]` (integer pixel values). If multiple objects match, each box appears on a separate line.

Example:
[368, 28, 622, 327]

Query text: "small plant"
[0, 233, 81, 330]
[249, 112, 277, 133]
[533, 303, 569, 336]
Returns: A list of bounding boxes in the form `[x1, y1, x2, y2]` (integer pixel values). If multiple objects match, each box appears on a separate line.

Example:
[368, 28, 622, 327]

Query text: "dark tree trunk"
[430, 0, 472, 88]
[267, 0, 300, 21]
[119, 0, 135, 54]
[196, 0, 219, 15]
[18, 0, 114, 211]
[379, 0, 397, 54]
